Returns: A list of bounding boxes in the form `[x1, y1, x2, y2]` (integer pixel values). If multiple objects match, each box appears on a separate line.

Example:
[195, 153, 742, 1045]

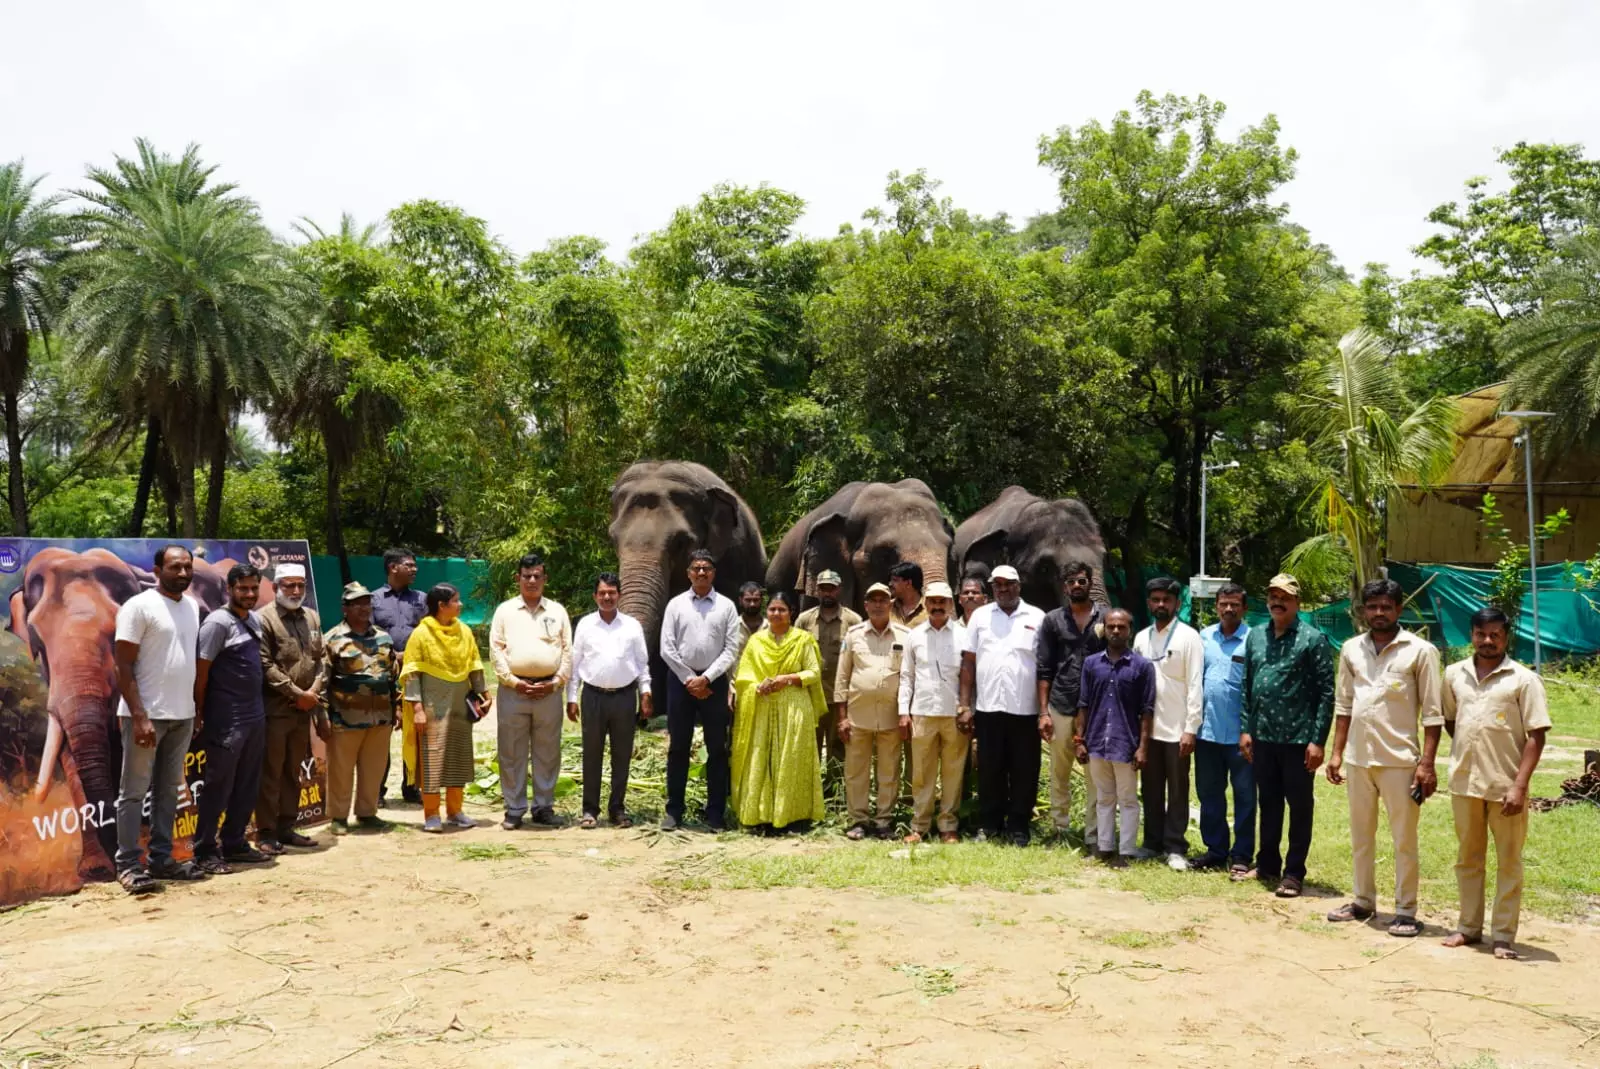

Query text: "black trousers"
[666, 673, 730, 824]
[974, 710, 1040, 837]
[1141, 739, 1191, 855]
[1254, 741, 1315, 881]
[194, 718, 266, 857]
[581, 683, 638, 817]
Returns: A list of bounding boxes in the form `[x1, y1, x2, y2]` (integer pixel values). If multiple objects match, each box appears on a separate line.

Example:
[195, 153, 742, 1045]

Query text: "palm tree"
[66, 142, 292, 537]
[1501, 230, 1600, 446]
[270, 219, 399, 579]
[1285, 327, 1460, 608]
[0, 161, 73, 535]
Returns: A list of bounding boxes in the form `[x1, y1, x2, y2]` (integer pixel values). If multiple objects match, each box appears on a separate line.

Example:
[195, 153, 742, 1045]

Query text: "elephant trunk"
[618, 547, 670, 657]
[58, 692, 118, 806]
[904, 549, 949, 589]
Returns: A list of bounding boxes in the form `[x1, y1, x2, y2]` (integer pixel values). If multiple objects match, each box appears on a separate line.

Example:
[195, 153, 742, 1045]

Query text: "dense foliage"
[5, 95, 1599, 605]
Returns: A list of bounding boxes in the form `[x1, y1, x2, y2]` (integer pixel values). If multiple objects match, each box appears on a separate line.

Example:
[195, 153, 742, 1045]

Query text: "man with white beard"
[256, 562, 327, 854]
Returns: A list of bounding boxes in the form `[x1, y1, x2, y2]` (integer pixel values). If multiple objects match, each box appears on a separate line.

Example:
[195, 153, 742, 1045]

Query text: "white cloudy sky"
[8, 0, 1598, 276]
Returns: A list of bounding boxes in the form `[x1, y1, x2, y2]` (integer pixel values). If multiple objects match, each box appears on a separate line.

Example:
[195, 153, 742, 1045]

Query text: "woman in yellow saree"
[730, 589, 826, 832]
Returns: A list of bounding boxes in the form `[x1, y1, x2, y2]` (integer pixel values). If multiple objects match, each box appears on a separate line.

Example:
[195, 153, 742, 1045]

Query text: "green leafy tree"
[806, 170, 1120, 516]
[1500, 230, 1600, 446]
[1038, 91, 1337, 595]
[66, 140, 293, 537]
[0, 161, 73, 535]
[1285, 328, 1460, 608]
[1478, 492, 1572, 625]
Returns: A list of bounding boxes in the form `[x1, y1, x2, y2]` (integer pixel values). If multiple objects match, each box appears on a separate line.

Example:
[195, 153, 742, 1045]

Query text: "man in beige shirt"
[835, 583, 909, 840]
[1325, 578, 1442, 938]
[794, 569, 860, 767]
[1440, 606, 1551, 961]
[489, 553, 572, 829]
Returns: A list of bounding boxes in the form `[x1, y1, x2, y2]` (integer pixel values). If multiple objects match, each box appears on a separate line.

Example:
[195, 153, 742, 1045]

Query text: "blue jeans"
[115, 717, 195, 872]
[1194, 738, 1255, 865]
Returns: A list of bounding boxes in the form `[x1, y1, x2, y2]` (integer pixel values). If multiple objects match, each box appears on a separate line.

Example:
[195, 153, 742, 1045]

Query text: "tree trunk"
[127, 415, 161, 538]
[365, 466, 392, 555]
[202, 432, 228, 538]
[156, 442, 180, 538]
[4, 384, 28, 536]
[179, 461, 198, 539]
[327, 459, 351, 583]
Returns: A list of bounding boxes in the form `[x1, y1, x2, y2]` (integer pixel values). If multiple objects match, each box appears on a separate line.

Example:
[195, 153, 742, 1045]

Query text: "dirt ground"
[3, 791, 1598, 1069]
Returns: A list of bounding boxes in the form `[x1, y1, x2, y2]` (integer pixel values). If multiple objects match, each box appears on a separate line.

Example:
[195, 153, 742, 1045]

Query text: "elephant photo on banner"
[0, 538, 326, 908]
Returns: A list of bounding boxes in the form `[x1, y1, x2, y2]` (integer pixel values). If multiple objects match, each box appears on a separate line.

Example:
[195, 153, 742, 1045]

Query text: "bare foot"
[1493, 941, 1520, 960]
[1441, 932, 1481, 948]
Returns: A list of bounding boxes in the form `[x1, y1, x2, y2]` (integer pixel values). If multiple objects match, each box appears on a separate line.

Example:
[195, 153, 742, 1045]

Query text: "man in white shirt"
[1132, 576, 1203, 870]
[112, 545, 205, 893]
[1325, 578, 1442, 939]
[659, 549, 743, 830]
[958, 565, 1048, 847]
[566, 572, 653, 828]
[489, 553, 572, 830]
[898, 582, 966, 844]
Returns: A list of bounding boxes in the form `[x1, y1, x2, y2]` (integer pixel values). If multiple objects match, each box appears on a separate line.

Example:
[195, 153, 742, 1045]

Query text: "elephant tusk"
[33, 713, 64, 804]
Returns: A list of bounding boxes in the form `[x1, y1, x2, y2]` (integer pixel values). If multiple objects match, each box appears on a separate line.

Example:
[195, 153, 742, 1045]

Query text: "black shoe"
[529, 808, 563, 828]
[357, 816, 393, 831]
[223, 846, 271, 865]
[401, 786, 423, 804]
[280, 831, 318, 849]
[873, 824, 895, 840]
[501, 814, 523, 831]
[1010, 832, 1031, 848]
[705, 820, 727, 833]
[149, 858, 207, 881]
[660, 814, 680, 831]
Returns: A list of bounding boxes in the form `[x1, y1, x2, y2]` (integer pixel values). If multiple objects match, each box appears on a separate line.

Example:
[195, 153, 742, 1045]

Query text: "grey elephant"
[954, 486, 1110, 609]
[609, 462, 768, 696]
[766, 480, 952, 612]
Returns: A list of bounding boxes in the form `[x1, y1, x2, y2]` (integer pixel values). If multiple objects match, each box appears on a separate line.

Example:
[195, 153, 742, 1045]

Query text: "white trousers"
[1090, 756, 1139, 856]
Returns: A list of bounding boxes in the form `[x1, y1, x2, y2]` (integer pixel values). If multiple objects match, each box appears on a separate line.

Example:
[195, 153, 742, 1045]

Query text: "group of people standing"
[107, 541, 1554, 960]
[110, 545, 486, 893]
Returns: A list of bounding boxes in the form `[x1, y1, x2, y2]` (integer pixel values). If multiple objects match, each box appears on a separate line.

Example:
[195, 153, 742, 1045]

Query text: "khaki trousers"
[1452, 794, 1528, 943]
[1347, 764, 1420, 916]
[327, 724, 393, 822]
[1048, 712, 1093, 837]
[845, 726, 900, 828]
[910, 716, 966, 833]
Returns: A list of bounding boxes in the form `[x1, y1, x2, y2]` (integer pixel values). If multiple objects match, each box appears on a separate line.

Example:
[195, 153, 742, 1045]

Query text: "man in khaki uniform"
[1325, 578, 1442, 938]
[897, 582, 966, 843]
[257, 563, 326, 854]
[1441, 606, 1551, 961]
[835, 583, 908, 840]
[795, 570, 860, 766]
[490, 553, 572, 829]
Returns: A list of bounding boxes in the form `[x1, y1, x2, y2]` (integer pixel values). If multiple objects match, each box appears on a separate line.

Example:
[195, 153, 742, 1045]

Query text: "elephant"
[6, 548, 265, 878]
[953, 486, 1110, 610]
[766, 480, 953, 612]
[610, 462, 768, 697]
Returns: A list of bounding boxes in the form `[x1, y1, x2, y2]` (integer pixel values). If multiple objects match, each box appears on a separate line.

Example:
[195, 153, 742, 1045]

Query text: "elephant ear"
[800, 512, 850, 600]
[703, 486, 742, 562]
[962, 528, 1009, 572]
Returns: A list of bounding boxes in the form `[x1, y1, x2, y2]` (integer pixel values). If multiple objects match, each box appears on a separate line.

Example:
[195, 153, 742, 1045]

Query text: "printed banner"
[0, 539, 327, 908]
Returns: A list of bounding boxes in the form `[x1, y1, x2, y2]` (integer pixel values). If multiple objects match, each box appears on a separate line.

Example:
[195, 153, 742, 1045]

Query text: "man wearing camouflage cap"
[322, 582, 399, 831]
[794, 569, 860, 768]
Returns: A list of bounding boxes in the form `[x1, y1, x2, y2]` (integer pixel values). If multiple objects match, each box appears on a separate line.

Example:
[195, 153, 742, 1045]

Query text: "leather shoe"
[280, 831, 318, 849]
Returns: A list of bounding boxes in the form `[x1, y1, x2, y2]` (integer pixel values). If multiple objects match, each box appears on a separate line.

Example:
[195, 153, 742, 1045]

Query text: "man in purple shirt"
[1076, 608, 1156, 866]
[372, 548, 427, 804]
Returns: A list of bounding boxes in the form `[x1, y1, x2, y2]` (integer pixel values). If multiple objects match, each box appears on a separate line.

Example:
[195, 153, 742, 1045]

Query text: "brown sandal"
[579, 814, 598, 829]
[1274, 876, 1303, 898]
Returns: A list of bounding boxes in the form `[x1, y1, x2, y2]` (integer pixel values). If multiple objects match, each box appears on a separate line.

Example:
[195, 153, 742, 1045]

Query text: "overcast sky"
[9, 0, 1598, 277]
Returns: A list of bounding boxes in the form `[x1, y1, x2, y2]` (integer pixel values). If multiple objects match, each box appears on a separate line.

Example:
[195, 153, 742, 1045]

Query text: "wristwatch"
[956, 705, 972, 716]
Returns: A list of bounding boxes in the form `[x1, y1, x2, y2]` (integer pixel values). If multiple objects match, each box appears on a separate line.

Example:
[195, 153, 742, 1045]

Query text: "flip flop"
[1229, 864, 1256, 882]
[1388, 916, 1422, 938]
[195, 855, 233, 876]
[579, 815, 598, 829]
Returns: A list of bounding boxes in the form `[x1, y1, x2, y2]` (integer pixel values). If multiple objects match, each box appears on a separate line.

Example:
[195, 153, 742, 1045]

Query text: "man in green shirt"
[1239, 573, 1334, 899]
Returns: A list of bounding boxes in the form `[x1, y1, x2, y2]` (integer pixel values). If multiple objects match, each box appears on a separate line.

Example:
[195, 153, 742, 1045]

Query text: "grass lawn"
[472, 674, 1600, 921]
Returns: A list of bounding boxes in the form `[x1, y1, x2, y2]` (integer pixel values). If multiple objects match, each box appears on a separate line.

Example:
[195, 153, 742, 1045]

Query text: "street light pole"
[1200, 460, 1240, 577]
[1502, 411, 1555, 671]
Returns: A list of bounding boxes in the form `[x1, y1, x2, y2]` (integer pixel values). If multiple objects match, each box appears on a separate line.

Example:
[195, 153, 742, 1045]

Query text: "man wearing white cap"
[898, 581, 966, 842]
[256, 561, 326, 853]
[794, 569, 859, 767]
[835, 582, 909, 839]
[959, 565, 1048, 846]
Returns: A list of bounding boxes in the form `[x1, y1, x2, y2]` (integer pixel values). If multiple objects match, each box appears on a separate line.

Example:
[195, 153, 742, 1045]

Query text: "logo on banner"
[0, 545, 18, 573]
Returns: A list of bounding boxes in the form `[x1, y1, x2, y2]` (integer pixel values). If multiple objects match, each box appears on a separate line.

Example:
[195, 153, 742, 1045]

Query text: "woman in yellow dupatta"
[399, 584, 491, 833]
[730, 589, 826, 832]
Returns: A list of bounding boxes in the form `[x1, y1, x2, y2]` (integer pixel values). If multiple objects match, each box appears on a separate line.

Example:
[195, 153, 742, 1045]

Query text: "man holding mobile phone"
[1325, 578, 1442, 938]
